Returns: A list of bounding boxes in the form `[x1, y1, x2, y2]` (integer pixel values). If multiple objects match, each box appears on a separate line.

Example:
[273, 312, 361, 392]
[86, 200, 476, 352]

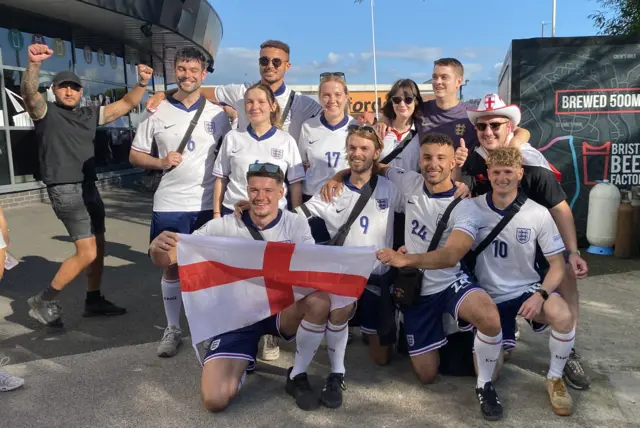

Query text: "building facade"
[0, 0, 222, 205]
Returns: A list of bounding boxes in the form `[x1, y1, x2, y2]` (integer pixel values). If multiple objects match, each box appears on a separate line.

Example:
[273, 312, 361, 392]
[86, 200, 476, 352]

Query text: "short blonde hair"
[486, 147, 523, 169]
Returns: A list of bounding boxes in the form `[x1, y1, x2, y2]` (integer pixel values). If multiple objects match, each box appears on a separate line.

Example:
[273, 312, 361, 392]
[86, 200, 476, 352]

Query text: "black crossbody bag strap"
[279, 91, 295, 127]
[472, 192, 528, 257]
[166, 98, 207, 173]
[241, 216, 265, 241]
[428, 197, 463, 252]
[328, 174, 379, 246]
[381, 129, 418, 164]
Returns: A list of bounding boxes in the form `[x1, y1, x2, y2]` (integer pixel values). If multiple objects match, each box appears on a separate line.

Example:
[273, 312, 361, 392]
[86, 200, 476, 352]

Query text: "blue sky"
[207, 0, 602, 99]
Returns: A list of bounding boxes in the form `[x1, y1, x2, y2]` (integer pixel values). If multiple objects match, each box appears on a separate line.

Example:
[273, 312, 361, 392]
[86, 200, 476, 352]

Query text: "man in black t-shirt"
[20, 43, 153, 327]
[462, 94, 591, 390]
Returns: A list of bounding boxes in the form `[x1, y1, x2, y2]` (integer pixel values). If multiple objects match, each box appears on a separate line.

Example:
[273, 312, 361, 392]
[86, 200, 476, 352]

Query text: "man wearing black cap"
[20, 43, 153, 327]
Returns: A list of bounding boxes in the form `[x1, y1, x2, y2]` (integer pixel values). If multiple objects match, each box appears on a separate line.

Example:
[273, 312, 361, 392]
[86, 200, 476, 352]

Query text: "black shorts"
[47, 182, 105, 241]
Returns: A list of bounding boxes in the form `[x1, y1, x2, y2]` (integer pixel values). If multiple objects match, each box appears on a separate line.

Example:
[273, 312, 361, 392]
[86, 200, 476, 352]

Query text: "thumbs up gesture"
[454, 138, 469, 167]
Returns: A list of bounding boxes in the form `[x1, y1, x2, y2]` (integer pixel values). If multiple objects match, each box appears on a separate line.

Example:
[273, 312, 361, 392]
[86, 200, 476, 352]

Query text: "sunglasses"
[475, 121, 510, 132]
[348, 124, 377, 134]
[248, 162, 282, 175]
[320, 71, 346, 81]
[391, 96, 415, 105]
[259, 56, 283, 68]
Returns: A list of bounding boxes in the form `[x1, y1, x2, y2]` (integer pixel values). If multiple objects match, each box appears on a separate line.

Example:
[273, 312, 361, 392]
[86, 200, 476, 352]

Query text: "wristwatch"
[137, 81, 148, 88]
[567, 250, 581, 256]
[536, 289, 549, 301]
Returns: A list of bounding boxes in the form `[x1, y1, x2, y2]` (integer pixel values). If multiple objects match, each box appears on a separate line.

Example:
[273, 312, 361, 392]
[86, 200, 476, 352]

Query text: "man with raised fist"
[20, 43, 153, 327]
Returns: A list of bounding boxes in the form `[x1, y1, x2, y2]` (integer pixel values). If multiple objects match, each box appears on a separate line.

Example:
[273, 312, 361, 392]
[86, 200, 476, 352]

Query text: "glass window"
[0, 28, 73, 73]
[9, 129, 38, 183]
[95, 129, 133, 173]
[75, 45, 126, 85]
[80, 80, 130, 129]
[0, 132, 11, 186]
[2, 69, 54, 128]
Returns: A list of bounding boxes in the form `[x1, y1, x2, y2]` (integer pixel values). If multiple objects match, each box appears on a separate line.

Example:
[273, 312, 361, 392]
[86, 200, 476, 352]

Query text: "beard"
[349, 156, 374, 174]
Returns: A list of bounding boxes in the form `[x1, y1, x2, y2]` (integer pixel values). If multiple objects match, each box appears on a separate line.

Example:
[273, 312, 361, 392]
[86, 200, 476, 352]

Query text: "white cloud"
[458, 47, 478, 59]
[494, 62, 504, 69]
[376, 46, 442, 62]
[326, 52, 343, 65]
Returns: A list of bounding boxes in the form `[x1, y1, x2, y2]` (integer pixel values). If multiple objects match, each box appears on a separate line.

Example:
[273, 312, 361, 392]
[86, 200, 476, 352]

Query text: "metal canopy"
[2, 0, 218, 84]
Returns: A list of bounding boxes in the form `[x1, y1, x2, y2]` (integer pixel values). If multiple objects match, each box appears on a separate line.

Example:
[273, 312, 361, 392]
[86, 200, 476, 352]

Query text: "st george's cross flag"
[177, 234, 376, 347]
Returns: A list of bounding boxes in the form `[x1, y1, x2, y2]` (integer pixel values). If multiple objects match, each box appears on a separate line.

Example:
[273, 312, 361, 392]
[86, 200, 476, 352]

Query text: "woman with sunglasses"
[213, 82, 305, 218]
[378, 79, 424, 172]
[297, 73, 356, 241]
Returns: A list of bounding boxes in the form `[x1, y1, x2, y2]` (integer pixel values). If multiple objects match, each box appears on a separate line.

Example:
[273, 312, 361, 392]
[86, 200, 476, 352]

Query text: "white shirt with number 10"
[213, 126, 305, 211]
[470, 193, 565, 304]
[386, 168, 479, 295]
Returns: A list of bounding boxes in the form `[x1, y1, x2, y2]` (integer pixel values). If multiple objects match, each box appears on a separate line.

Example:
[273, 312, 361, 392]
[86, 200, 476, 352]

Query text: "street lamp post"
[369, 0, 379, 120]
[459, 79, 469, 100]
[552, 0, 556, 37]
[541, 21, 550, 37]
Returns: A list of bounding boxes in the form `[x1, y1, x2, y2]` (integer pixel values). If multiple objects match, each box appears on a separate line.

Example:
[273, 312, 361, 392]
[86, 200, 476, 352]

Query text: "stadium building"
[0, 0, 223, 207]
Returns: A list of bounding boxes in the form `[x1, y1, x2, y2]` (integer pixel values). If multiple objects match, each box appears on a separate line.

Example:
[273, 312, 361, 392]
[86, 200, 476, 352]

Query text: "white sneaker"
[0, 358, 24, 392]
[157, 326, 182, 358]
[260, 335, 280, 361]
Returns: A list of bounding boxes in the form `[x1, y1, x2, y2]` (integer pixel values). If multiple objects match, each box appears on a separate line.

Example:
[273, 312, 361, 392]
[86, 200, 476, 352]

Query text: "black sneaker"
[320, 373, 346, 409]
[285, 367, 320, 411]
[83, 296, 127, 317]
[475, 382, 503, 421]
[27, 294, 63, 327]
[563, 348, 591, 390]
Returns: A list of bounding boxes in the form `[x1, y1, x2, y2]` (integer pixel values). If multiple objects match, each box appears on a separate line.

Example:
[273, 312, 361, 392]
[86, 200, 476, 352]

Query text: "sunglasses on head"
[475, 121, 509, 132]
[248, 162, 282, 175]
[259, 56, 283, 68]
[320, 71, 346, 81]
[348, 124, 377, 134]
[391, 96, 415, 105]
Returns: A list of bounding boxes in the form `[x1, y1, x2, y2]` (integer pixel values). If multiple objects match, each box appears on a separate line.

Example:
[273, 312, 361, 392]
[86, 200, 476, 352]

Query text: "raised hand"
[28, 44, 53, 64]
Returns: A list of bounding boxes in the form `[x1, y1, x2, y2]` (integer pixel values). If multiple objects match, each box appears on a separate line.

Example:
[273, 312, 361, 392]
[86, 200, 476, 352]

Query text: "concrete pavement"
[0, 186, 639, 428]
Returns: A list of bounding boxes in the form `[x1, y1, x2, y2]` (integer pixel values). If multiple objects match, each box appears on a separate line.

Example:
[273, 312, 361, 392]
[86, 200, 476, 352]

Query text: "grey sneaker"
[27, 294, 63, 327]
[260, 335, 280, 361]
[563, 348, 591, 390]
[0, 358, 24, 392]
[157, 326, 182, 358]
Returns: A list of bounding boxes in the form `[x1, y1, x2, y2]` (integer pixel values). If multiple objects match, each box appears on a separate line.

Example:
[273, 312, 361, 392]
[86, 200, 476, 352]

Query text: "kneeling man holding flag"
[149, 163, 375, 412]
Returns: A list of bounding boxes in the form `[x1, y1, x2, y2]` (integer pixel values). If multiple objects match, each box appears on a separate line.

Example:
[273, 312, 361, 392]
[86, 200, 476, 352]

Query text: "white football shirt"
[215, 83, 322, 141]
[470, 193, 566, 304]
[193, 209, 314, 244]
[296, 174, 403, 279]
[213, 126, 305, 211]
[132, 96, 231, 212]
[298, 114, 358, 196]
[379, 127, 420, 172]
[386, 168, 479, 295]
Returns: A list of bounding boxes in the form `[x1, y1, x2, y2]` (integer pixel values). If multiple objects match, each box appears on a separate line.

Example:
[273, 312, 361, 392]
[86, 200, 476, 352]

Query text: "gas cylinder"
[586, 180, 620, 255]
[615, 190, 635, 259]
[631, 186, 640, 256]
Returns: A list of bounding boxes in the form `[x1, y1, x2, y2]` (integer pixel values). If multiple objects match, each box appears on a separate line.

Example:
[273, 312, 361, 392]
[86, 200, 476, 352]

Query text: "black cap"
[52, 71, 83, 88]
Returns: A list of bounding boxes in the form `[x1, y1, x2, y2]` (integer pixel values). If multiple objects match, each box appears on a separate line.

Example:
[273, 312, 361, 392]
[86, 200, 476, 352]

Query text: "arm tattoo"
[20, 62, 47, 120]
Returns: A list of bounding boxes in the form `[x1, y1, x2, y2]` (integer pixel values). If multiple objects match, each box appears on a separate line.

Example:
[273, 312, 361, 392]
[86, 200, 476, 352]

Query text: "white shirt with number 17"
[131, 97, 231, 212]
[213, 126, 305, 211]
[298, 114, 358, 196]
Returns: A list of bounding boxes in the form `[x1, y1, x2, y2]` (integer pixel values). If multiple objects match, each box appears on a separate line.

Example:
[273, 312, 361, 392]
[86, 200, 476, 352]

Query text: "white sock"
[475, 330, 503, 389]
[237, 371, 247, 392]
[161, 278, 182, 329]
[547, 327, 575, 379]
[325, 321, 349, 375]
[290, 320, 326, 379]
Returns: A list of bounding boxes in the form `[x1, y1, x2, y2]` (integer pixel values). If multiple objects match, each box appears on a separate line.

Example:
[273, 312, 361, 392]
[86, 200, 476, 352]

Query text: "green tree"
[590, 0, 640, 35]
